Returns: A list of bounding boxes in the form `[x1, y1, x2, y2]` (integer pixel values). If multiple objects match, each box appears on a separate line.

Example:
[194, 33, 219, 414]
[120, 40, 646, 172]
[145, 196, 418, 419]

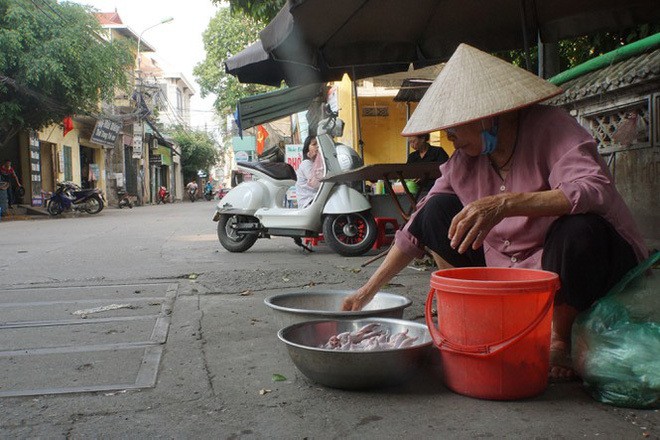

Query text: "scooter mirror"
[317, 117, 344, 137]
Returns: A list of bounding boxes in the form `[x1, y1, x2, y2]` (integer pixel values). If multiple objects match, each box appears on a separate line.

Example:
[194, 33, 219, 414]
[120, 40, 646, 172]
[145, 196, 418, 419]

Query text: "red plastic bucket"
[426, 267, 560, 400]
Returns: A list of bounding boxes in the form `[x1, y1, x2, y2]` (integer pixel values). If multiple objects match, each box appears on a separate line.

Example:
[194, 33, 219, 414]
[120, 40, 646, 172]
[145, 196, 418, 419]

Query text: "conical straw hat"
[402, 43, 562, 136]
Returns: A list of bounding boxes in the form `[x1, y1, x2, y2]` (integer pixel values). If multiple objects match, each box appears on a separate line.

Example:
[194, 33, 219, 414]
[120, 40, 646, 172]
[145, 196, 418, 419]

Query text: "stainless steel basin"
[278, 318, 432, 390]
[264, 290, 412, 328]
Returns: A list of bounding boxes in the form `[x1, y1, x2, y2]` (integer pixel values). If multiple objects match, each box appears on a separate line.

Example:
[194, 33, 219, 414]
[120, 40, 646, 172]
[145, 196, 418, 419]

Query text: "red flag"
[63, 116, 74, 137]
[256, 125, 269, 155]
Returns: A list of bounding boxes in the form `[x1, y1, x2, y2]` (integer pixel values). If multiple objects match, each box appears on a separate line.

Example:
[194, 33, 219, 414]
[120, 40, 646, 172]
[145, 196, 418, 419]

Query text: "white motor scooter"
[212, 115, 377, 256]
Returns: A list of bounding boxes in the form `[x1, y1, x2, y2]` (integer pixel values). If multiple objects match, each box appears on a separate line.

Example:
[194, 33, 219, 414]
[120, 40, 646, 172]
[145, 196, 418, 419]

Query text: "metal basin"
[264, 290, 412, 328]
[278, 318, 433, 390]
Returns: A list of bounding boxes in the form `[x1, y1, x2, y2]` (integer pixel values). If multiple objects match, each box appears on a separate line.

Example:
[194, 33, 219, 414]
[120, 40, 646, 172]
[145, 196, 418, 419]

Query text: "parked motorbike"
[156, 186, 171, 204]
[212, 113, 376, 257]
[117, 187, 133, 209]
[47, 182, 104, 216]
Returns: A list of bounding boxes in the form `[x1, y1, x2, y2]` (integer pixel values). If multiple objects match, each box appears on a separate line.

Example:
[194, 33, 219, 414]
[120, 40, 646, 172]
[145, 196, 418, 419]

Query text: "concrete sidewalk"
[0, 204, 48, 221]
[1, 258, 657, 439]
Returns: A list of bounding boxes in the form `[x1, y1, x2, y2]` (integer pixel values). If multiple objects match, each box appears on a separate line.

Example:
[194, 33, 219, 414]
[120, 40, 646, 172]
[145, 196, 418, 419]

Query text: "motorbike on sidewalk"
[47, 181, 105, 216]
[212, 112, 375, 257]
[117, 187, 133, 209]
[156, 186, 171, 204]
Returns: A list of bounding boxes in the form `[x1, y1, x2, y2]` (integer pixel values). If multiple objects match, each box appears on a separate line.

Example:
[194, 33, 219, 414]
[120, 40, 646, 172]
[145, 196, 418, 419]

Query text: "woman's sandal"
[549, 348, 579, 382]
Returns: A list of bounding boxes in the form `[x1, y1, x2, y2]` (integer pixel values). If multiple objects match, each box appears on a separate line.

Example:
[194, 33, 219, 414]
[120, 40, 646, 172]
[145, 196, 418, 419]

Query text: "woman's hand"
[448, 194, 507, 254]
[341, 287, 375, 311]
[342, 245, 415, 311]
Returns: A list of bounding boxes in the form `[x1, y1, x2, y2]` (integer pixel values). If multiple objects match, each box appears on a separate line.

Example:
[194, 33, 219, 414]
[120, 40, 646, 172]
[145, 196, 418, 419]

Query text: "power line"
[0, 74, 70, 113]
[13, 0, 56, 26]
[37, 0, 69, 24]
[20, 0, 110, 46]
[26, 0, 60, 24]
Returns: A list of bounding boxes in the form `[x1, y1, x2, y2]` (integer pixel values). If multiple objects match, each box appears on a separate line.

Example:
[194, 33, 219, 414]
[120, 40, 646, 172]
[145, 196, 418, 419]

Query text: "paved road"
[0, 202, 657, 439]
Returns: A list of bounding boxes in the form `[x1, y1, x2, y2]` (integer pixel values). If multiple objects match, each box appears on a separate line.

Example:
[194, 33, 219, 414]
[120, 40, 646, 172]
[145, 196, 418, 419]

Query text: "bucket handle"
[425, 287, 554, 357]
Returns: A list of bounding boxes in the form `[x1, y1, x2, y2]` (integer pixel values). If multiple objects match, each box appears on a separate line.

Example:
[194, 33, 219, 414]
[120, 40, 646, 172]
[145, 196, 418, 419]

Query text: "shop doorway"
[39, 142, 56, 193]
[80, 146, 95, 189]
[124, 146, 138, 196]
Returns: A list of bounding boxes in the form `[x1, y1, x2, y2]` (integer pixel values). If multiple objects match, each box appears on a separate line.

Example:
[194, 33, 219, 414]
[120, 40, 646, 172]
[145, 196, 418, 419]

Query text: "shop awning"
[393, 79, 433, 103]
[236, 83, 324, 132]
[145, 119, 180, 156]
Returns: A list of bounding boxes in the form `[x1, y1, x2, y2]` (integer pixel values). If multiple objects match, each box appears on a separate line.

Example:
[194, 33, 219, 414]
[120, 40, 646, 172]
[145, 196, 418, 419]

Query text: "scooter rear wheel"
[322, 211, 377, 257]
[217, 214, 259, 252]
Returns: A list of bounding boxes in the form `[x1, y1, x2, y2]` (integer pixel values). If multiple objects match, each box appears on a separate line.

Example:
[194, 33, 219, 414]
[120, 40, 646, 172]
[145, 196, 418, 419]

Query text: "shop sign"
[285, 144, 303, 170]
[91, 119, 121, 147]
[149, 155, 162, 166]
[235, 151, 249, 162]
[132, 122, 143, 159]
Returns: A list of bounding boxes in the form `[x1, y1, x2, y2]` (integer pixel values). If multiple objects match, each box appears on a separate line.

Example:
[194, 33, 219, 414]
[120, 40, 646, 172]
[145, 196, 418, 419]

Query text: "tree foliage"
[194, 7, 275, 118]
[502, 24, 660, 74]
[214, 0, 285, 23]
[0, 0, 133, 148]
[170, 126, 221, 181]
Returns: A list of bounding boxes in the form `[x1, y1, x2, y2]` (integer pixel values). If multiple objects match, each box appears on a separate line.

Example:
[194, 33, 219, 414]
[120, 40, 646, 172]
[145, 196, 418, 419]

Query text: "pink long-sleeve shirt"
[395, 105, 648, 268]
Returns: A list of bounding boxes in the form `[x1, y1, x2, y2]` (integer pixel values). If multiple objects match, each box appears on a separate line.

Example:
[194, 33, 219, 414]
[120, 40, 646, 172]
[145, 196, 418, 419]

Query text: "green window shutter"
[63, 146, 72, 182]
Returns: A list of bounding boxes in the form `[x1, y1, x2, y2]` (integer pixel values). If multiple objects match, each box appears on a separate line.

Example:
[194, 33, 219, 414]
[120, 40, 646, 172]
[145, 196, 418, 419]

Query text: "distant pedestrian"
[0, 160, 22, 209]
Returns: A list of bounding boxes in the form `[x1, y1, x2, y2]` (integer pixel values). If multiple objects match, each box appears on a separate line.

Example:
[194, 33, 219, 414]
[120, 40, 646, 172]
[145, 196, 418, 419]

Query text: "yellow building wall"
[360, 97, 409, 163]
[335, 75, 355, 148]
[38, 125, 80, 185]
[36, 123, 107, 191]
[335, 81, 455, 165]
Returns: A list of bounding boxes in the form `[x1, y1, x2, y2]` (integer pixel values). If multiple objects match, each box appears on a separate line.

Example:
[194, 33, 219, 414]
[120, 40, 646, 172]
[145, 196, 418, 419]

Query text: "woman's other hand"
[448, 190, 571, 254]
[449, 194, 507, 254]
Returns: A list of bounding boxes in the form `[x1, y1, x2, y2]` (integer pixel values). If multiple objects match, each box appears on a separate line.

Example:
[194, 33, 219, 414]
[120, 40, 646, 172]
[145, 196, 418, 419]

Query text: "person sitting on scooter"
[186, 179, 198, 201]
[295, 136, 323, 208]
[204, 181, 213, 198]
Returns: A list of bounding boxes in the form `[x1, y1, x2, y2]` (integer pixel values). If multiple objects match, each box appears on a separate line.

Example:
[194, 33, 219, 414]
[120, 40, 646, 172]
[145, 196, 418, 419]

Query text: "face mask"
[481, 118, 499, 155]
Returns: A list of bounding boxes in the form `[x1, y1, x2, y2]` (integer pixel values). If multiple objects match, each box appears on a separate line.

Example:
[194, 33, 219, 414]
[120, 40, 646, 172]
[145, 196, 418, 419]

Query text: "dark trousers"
[408, 194, 638, 311]
[1, 176, 14, 206]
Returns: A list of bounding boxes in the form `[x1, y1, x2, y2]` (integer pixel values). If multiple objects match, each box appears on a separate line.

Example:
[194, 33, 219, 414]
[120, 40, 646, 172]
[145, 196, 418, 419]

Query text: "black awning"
[236, 83, 324, 131]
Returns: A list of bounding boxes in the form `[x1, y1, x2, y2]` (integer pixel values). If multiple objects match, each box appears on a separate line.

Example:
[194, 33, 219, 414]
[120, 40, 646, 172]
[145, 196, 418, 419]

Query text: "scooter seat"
[238, 161, 297, 181]
[72, 189, 98, 197]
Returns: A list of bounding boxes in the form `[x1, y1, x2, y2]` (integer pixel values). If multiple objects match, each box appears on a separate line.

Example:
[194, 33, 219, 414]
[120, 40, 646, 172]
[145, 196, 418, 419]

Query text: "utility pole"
[133, 17, 174, 204]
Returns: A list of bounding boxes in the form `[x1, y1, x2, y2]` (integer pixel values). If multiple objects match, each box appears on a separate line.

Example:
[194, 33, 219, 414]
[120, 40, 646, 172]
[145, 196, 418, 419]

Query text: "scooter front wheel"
[47, 200, 63, 216]
[322, 211, 377, 257]
[217, 214, 259, 252]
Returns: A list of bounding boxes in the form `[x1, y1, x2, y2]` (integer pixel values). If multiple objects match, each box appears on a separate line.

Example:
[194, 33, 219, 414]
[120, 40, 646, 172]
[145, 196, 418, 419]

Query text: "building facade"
[549, 43, 660, 249]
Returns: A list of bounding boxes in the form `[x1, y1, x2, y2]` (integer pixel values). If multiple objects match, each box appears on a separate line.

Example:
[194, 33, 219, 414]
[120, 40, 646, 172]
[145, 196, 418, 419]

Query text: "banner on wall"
[89, 164, 100, 181]
[29, 130, 42, 206]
